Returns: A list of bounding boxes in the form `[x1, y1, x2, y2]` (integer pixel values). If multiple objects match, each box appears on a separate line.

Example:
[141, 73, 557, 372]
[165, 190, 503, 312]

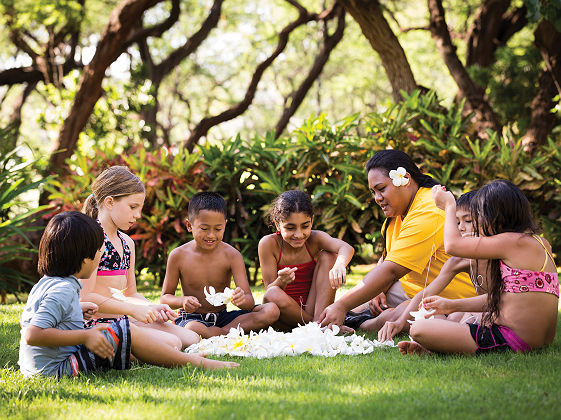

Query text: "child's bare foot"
[398, 340, 431, 355]
[340, 325, 355, 334]
[200, 356, 240, 370]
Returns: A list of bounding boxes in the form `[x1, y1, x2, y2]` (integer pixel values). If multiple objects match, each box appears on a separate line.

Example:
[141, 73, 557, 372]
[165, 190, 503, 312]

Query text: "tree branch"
[182, 1, 320, 151]
[428, 0, 501, 135]
[46, 0, 164, 178]
[124, 0, 181, 49]
[275, 6, 346, 137]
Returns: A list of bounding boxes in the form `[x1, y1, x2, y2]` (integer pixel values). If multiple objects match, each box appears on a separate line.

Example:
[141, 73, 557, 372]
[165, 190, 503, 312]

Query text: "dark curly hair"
[265, 190, 314, 227]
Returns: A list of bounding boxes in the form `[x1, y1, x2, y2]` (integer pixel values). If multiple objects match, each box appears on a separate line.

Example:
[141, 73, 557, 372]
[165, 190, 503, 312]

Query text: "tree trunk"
[46, 0, 163, 177]
[338, 0, 417, 102]
[428, 0, 502, 136]
[522, 19, 561, 154]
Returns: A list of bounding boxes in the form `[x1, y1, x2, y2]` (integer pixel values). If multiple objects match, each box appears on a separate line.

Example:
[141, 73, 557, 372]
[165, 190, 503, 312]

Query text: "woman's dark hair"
[38, 211, 104, 277]
[472, 180, 539, 325]
[265, 190, 314, 227]
[366, 149, 439, 189]
[366, 150, 439, 257]
[188, 191, 227, 220]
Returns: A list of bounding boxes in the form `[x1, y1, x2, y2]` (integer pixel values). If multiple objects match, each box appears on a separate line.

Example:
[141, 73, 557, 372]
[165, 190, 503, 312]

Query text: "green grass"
[2, 266, 561, 419]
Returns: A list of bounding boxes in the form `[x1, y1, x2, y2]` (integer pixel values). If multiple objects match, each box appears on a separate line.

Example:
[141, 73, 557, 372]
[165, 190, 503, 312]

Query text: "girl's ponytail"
[82, 166, 145, 220]
[82, 194, 98, 219]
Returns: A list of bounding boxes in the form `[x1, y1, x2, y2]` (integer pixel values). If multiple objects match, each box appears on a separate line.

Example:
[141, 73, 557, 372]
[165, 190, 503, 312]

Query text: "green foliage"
[47, 90, 561, 286]
[0, 130, 50, 300]
[525, 0, 561, 30]
[468, 43, 544, 133]
[1, 293, 561, 418]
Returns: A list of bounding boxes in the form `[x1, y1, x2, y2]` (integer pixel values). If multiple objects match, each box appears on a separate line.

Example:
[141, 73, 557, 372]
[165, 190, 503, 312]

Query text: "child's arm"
[378, 257, 468, 341]
[432, 186, 520, 261]
[311, 230, 355, 289]
[423, 293, 488, 315]
[80, 270, 161, 324]
[25, 325, 115, 360]
[258, 236, 296, 289]
[160, 249, 201, 312]
[230, 250, 255, 310]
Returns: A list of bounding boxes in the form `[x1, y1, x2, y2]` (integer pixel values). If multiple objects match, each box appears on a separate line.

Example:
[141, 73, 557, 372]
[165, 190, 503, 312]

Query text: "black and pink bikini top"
[501, 235, 559, 298]
[97, 230, 131, 276]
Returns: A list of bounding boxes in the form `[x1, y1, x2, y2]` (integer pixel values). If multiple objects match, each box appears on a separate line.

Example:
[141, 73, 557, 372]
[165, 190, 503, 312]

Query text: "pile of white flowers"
[185, 322, 396, 359]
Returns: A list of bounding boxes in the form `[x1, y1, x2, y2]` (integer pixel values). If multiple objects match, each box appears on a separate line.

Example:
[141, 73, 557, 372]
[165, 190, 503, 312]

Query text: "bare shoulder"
[258, 233, 279, 251]
[169, 241, 196, 259]
[220, 242, 244, 260]
[120, 232, 135, 249]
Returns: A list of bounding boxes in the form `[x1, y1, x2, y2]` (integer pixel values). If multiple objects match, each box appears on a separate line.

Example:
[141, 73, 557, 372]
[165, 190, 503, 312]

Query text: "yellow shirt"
[384, 187, 476, 299]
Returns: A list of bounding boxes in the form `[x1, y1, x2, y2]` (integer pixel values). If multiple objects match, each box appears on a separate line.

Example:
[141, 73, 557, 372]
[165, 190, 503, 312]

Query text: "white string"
[420, 241, 438, 305]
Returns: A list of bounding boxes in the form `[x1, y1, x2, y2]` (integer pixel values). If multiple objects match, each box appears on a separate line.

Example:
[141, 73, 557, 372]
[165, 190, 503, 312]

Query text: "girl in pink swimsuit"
[259, 190, 355, 330]
[399, 180, 558, 355]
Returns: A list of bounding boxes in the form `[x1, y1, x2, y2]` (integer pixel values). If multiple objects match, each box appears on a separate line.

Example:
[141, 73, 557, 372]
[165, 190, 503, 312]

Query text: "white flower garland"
[185, 322, 396, 358]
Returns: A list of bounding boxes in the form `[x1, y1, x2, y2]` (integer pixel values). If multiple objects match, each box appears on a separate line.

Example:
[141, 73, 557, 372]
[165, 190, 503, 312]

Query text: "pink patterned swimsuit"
[468, 235, 558, 354]
[500, 235, 559, 298]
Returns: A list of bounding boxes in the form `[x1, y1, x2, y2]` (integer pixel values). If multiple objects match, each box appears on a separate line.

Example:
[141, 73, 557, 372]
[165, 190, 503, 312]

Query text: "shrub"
[44, 90, 561, 286]
[0, 129, 51, 301]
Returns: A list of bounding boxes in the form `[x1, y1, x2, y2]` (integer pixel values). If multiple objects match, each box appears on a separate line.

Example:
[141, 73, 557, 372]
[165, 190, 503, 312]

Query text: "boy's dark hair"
[38, 211, 104, 277]
[471, 180, 539, 326]
[188, 192, 227, 220]
[456, 190, 477, 210]
[265, 190, 314, 227]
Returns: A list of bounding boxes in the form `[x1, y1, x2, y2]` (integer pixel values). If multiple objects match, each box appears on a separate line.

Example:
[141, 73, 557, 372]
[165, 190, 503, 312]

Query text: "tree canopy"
[0, 0, 559, 175]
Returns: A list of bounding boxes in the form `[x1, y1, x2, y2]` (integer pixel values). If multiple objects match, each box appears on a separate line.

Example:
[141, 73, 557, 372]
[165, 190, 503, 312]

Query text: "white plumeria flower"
[109, 287, 127, 301]
[185, 321, 396, 358]
[408, 306, 435, 323]
[389, 166, 410, 187]
[204, 286, 234, 306]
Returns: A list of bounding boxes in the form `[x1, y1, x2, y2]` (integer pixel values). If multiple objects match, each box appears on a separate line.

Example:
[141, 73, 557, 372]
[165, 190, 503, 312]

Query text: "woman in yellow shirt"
[319, 149, 475, 329]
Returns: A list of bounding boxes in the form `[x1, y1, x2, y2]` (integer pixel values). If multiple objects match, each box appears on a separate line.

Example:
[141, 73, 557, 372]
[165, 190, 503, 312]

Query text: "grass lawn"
[1, 265, 560, 419]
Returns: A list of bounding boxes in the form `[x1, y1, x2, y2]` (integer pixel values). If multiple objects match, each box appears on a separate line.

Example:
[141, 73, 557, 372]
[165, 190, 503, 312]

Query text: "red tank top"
[276, 232, 316, 308]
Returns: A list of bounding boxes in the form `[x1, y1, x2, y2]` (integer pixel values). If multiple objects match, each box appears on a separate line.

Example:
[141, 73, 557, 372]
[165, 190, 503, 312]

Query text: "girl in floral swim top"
[80, 166, 199, 350]
[399, 179, 558, 355]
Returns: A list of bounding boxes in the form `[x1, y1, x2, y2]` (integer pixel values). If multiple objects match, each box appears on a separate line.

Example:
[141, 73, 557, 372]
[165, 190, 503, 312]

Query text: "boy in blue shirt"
[19, 211, 237, 377]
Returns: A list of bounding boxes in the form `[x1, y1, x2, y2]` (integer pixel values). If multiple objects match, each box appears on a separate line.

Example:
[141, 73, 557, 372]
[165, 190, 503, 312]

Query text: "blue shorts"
[174, 308, 251, 328]
[57, 316, 131, 378]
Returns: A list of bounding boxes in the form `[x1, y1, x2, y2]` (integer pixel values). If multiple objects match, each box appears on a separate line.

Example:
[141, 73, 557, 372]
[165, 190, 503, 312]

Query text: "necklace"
[469, 259, 484, 293]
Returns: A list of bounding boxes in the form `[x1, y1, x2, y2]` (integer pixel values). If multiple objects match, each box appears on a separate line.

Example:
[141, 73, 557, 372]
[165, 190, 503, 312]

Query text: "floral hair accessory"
[389, 167, 409, 187]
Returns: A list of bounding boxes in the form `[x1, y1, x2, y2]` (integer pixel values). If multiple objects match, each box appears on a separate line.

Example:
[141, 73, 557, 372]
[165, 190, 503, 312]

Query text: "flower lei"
[389, 167, 409, 187]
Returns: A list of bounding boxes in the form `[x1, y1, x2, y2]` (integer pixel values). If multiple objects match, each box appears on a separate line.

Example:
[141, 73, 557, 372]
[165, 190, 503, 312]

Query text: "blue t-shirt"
[18, 275, 84, 377]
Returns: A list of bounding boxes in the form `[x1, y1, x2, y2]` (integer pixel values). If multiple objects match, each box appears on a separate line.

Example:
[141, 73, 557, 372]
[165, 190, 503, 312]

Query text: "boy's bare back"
[163, 240, 242, 314]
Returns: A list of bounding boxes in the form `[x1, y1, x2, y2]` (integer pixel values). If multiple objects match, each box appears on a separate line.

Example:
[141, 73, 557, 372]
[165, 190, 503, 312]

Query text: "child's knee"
[409, 320, 430, 342]
[263, 286, 289, 308]
[317, 251, 337, 268]
[259, 302, 280, 322]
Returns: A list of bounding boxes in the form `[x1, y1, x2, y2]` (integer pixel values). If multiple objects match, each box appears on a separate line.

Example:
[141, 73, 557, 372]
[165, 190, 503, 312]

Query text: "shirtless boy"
[161, 192, 279, 338]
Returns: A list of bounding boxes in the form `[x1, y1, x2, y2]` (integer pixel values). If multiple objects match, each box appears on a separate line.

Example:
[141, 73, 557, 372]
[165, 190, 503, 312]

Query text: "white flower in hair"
[389, 167, 409, 187]
[204, 286, 234, 306]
